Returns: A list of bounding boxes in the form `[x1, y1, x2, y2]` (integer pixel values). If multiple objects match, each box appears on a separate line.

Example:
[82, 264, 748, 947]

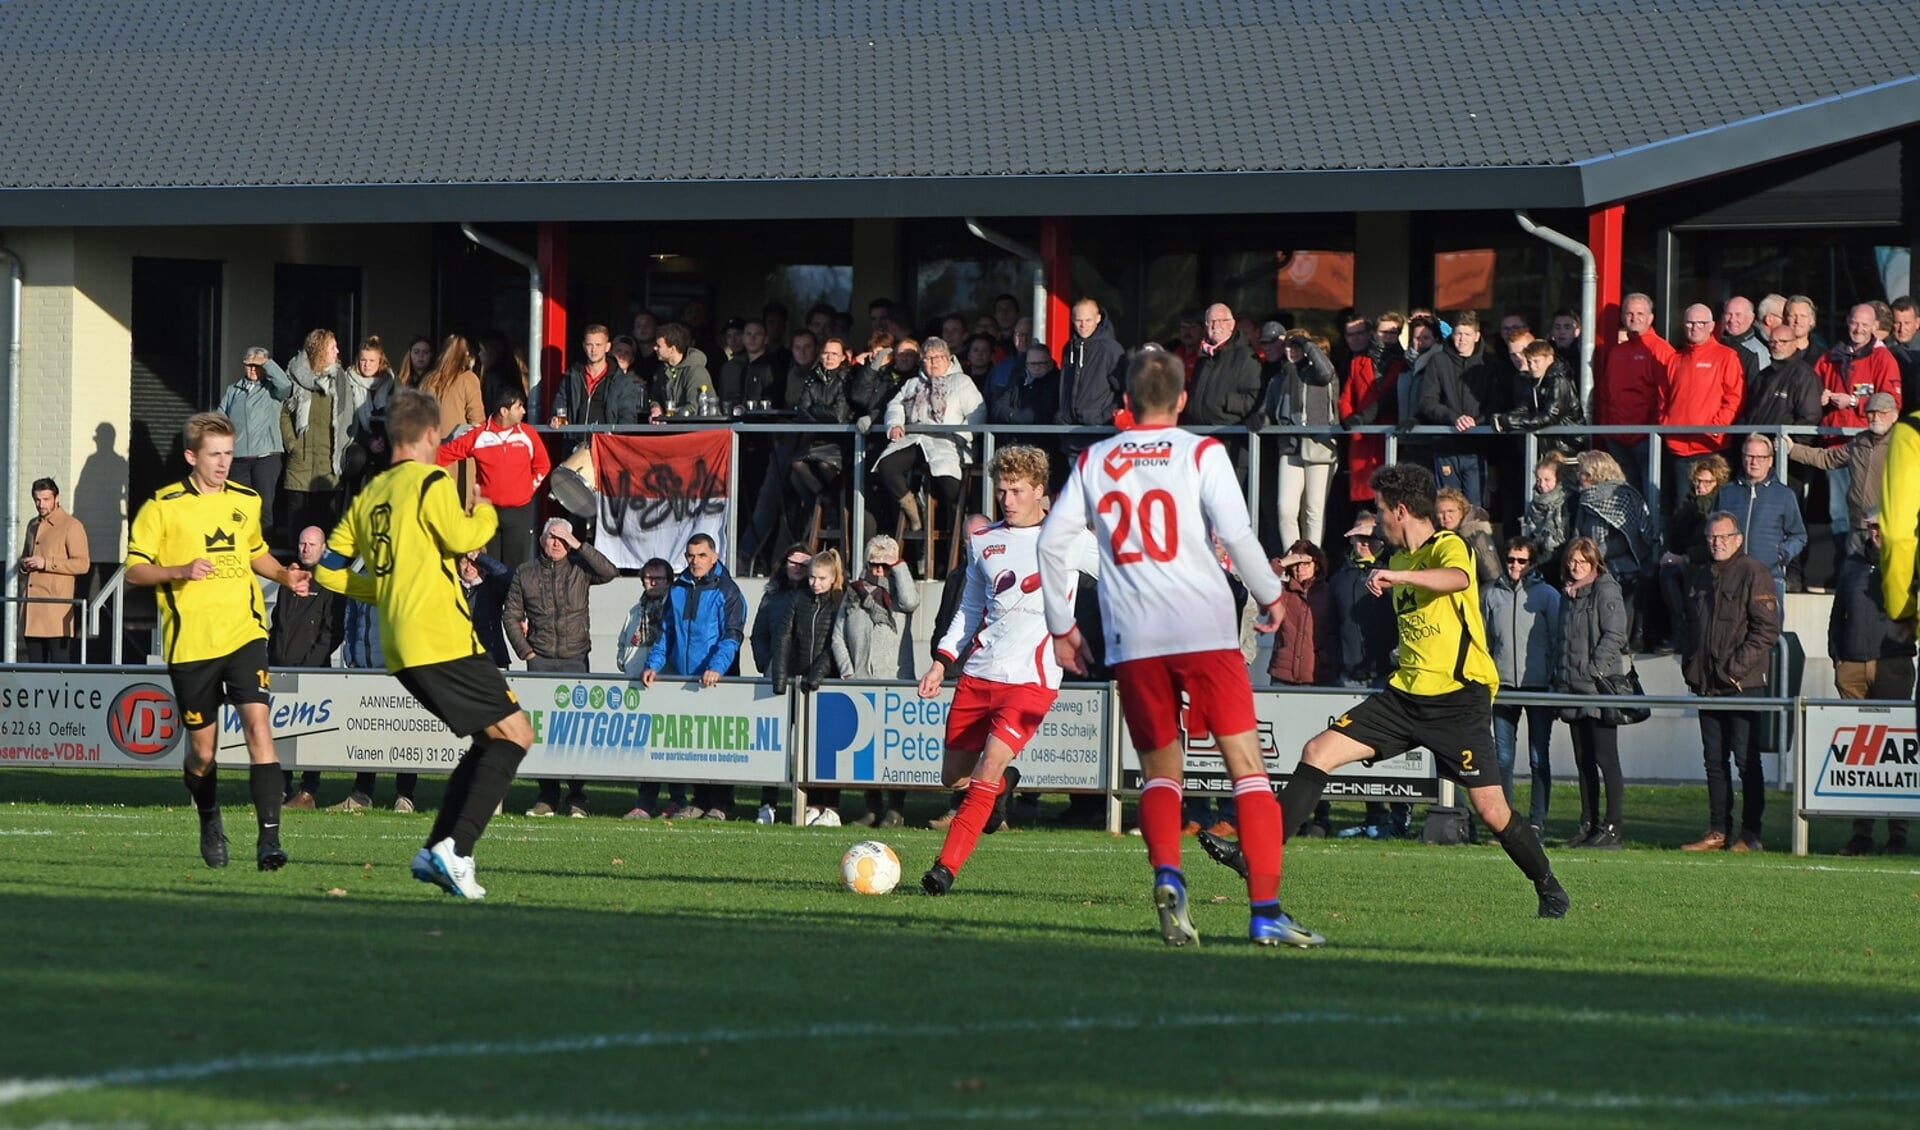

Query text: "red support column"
[537, 221, 569, 417]
[1039, 217, 1073, 364]
[1588, 203, 1624, 346]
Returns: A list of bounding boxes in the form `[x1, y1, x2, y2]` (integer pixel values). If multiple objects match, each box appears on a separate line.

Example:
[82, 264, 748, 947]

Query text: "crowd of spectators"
[109, 278, 1918, 846]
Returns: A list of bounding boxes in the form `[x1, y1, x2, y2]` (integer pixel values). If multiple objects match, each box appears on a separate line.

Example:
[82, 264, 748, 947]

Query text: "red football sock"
[936, 776, 1004, 874]
[1234, 774, 1284, 904]
[1139, 776, 1183, 871]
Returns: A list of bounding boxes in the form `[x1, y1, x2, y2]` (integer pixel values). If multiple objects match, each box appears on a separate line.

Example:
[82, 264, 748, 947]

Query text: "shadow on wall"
[72, 421, 146, 650]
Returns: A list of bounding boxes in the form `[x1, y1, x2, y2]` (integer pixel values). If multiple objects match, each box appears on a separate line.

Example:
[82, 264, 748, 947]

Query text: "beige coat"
[21, 506, 91, 638]
[427, 371, 485, 438]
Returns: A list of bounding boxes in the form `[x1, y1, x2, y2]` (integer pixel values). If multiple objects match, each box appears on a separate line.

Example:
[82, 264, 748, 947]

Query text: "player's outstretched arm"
[1368, 565, 1470, 597]
[315, 525, 378, 602]
[126, 559, 212, 586]
[251, 551, 310, 596]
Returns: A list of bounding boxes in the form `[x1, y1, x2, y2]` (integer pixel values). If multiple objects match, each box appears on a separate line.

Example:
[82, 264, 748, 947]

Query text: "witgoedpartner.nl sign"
[206, 673, 794, 780]
[255, 672, 790, 783]
[805, 683, 1107, 790]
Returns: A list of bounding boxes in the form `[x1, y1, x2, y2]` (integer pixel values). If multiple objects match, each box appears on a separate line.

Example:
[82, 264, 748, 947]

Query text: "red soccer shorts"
[1115, 648, 1256, 751]
[945, 675, 1058, 754]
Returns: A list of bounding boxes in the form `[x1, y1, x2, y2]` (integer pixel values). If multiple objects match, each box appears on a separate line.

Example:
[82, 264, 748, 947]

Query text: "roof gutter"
[964, 219, 1048, 347]
[459, 223, 542, 406]
[1, 244, 19, 664]
[1514, 210, 1597, 413]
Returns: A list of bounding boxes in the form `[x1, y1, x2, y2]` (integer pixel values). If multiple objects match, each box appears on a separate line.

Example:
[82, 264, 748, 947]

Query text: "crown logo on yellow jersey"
[204, 528, 237, 553]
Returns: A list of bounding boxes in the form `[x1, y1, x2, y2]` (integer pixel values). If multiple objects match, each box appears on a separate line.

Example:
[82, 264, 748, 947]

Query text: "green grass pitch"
[1, 770, 1916, 1129]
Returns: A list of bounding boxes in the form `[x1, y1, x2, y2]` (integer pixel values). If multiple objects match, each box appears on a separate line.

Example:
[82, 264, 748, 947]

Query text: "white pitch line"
[0, 1013, 1377, 1107]
[5, 1007, 1919, 1112]
[6, 813, 1920, 871]
[14, 1086, 1920, 1129]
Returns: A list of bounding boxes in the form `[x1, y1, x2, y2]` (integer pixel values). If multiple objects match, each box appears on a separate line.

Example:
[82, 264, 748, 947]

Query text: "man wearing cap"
[1785, 391, 1902, 566]
[1815, 304, 1904, 552]
[504, 517, 618, 817]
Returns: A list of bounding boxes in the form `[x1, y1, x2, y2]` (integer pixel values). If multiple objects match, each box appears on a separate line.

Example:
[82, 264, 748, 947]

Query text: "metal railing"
[2, 564, 127, 664]
[538, 417, 1868, 555]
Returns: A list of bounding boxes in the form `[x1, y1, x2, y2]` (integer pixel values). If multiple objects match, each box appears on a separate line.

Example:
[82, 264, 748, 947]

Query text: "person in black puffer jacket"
[788, 340, 855, 538]
[772, 549, 844, 694]
[1492, 339, 1583, 457]
[772, 550, 849, 826]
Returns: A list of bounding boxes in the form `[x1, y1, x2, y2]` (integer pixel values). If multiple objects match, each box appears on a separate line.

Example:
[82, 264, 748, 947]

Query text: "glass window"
[1673, 229, 1906, 346]
[912, 256, 1028, 339]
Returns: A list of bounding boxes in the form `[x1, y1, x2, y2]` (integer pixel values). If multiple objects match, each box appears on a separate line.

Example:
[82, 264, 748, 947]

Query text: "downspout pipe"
[963, 219, 1048, 347]
[1514, 210, 1597, 413]
[459, 224, 543, 407]
[1, 244, 20, 664]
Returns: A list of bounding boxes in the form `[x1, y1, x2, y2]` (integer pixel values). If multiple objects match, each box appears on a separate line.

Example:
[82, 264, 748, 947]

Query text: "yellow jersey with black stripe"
[126, 478, 269, 664]
[1387, 528, 1500, 697]
[317, 460, 497, 672]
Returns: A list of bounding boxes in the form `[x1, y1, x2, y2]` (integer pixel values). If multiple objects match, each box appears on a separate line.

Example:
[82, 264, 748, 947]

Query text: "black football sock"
[395, 773, 418, 801]
[1278, 764, 1331, 839]
[353, 772, 378, 799]
[183, 765, 219, 818]
[426, 744, 484, 849]
[249, 763, 283, 842]
[452, 739, 528, 856]
[1494, 812, 1554, 885]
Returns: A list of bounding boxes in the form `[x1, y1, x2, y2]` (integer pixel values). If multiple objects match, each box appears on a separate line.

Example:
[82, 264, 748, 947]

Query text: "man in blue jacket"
[642, 532, 748, 818]
[1716, 433, 1807, 605]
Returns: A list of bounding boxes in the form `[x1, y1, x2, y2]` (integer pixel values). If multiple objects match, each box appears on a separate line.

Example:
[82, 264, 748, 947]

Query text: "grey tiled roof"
[1, 0, 1916, 218]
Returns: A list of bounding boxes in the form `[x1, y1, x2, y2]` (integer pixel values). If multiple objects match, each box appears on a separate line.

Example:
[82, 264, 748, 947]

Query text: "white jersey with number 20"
[1039, 426, 1282, 664]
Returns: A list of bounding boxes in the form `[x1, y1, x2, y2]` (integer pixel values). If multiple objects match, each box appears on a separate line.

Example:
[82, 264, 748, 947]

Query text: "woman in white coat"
[869, 337, 984, 535]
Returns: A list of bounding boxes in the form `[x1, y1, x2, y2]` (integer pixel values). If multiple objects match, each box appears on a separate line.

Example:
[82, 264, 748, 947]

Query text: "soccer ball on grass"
[840, 840, 901, 895]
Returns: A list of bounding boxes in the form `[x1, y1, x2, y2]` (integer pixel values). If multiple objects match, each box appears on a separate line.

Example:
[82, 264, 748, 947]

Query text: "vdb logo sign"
[108, 684, 183, 759]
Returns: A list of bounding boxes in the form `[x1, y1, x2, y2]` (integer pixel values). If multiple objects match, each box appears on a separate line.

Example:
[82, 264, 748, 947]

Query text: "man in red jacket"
[1659, 304, 1745, 511]
[437, 385, 551, 567]
[1814, 304, 1905, 563]
[1596, 292, 1674, 495]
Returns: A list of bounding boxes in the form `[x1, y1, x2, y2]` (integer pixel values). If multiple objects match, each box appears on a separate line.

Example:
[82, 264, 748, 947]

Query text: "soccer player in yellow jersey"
[1203, 464, 1569, 924]
[126, 412, 312, 871]
[1882, 405, 1919, 681]
[315, 388, 533, 899]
